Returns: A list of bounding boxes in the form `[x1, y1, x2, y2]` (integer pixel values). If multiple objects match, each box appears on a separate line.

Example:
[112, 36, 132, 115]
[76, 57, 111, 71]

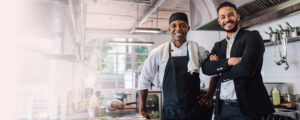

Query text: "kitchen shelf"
[264, 36, 300, 47]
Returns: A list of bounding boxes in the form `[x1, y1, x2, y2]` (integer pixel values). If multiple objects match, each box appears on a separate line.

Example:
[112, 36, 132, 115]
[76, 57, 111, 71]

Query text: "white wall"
[248, 12, 300, 94]
[187, 30, 226, 88]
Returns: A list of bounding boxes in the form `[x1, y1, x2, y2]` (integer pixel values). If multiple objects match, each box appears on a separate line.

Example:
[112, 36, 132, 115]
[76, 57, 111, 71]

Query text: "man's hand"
[227, 57, 242, 66]
[139, 111, 150, 119]
[197, 94, 212, 107]
[209, 54, 219, 61]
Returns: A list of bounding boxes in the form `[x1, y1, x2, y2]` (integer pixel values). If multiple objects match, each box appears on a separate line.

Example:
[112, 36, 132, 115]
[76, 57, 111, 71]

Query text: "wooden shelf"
[264, 36, 300, 47]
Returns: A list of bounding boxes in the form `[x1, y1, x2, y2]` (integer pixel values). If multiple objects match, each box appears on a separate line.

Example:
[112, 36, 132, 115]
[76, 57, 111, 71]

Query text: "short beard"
[223, 20, 239, 33]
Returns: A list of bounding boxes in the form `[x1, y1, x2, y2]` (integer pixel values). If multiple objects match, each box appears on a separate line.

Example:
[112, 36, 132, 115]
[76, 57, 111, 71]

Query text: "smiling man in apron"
[137, 12, 212, 120]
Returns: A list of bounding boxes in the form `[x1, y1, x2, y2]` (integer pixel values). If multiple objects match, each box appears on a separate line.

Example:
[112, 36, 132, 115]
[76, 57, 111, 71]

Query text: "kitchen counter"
[66, 109, 146, 120]
[273, 108, 298, 120]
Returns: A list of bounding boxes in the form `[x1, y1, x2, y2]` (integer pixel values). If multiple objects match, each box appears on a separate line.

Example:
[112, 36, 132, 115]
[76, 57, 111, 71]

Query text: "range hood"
[190, 0, 300, 30]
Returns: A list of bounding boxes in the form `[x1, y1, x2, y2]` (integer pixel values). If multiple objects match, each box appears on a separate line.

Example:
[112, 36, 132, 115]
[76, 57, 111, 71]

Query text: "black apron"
[162, 43, 212, 120]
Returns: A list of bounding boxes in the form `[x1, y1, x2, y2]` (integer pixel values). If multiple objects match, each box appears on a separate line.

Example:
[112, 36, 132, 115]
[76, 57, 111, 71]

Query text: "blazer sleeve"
[202, 42, 229, 75]
[220, 31, 265, 79]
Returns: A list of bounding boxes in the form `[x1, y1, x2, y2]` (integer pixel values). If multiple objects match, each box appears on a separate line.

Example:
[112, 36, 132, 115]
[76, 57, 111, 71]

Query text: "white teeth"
[175, 32, 182, 35]
[226, 23, 233, 26]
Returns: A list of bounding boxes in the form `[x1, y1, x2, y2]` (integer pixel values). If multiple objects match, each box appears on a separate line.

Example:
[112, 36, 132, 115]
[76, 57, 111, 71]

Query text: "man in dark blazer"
[201, 2, 275, 120]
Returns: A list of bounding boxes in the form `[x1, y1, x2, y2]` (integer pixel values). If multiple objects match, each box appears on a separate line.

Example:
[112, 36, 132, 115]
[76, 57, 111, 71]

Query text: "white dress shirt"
[137, 40, 208, 90]
[220, 29, 240, 100]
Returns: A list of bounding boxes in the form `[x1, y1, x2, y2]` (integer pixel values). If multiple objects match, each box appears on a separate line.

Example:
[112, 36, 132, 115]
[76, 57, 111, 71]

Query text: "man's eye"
[180, 24, 186, 28]
[171, 24, 176, 28]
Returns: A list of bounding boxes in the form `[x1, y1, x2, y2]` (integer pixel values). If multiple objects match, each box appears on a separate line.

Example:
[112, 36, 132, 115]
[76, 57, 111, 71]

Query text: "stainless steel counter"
[66, 109, 146, 120]
[273, 108, 298, 120]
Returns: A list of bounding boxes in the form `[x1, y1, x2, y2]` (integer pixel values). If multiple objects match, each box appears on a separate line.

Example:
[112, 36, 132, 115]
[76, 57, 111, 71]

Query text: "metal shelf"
[264, 36, 300, 47]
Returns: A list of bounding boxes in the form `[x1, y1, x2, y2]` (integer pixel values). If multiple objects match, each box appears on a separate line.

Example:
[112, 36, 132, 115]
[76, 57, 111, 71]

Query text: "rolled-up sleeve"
[137, 50, 159, 90]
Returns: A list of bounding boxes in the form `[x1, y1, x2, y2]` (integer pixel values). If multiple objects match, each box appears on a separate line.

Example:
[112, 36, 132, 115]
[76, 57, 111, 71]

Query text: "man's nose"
[175, 26, 182, 31]
[224, 16, 231, 23]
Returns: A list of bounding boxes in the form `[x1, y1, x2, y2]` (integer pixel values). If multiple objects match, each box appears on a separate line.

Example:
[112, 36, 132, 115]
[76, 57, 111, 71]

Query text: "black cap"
[169, 12, 189, 25]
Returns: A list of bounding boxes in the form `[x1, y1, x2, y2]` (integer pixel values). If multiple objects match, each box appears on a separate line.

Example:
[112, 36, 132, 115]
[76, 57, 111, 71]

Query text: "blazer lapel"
[220, 40, 227, 59]
[230, 29, 245, 57]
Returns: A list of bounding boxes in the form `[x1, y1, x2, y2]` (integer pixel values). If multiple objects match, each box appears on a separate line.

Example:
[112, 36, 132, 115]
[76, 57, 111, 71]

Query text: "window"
[84, 38, 150, 90]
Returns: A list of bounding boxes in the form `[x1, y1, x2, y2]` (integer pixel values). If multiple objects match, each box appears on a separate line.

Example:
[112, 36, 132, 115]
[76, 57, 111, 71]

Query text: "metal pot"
[283, 94, 298, 103]
[283, 94, 292, 103]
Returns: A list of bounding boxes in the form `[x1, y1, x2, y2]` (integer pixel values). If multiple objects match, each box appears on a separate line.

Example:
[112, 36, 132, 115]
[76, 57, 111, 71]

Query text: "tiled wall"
[248, 12, 300, 94]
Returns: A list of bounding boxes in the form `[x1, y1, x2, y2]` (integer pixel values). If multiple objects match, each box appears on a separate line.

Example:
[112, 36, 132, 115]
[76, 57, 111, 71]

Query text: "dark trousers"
[217, 100, 260, 120]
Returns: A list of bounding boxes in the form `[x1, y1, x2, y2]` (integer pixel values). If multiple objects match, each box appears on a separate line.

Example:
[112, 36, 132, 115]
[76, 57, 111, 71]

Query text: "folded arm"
[220, 31, 265, 79]
[202, 42, 230, 75]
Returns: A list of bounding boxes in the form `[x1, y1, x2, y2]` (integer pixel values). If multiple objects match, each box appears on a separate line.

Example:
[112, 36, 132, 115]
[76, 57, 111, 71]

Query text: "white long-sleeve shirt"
[137, 40, 208, 90]
[220, 29, 240, 100]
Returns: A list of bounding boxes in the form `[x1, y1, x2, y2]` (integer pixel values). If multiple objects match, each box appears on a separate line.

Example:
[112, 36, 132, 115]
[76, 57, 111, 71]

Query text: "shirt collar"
[225, 28, 240, 43]
[170, 41, 187, 49]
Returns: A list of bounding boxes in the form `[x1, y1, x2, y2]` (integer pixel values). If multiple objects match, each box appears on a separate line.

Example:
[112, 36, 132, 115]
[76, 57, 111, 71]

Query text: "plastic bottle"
[89, 92, 99, 107]
[272, 86, 280, 105]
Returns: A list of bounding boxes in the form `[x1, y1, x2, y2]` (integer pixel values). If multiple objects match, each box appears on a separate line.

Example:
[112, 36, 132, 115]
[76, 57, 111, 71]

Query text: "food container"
[97, 106, 106, 117]
[88, 106, 106, 119]
[87, 107, 97, 119]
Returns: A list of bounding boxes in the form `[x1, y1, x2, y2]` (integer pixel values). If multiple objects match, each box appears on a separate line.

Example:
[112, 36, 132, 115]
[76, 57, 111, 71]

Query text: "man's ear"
[237, 14, 240, 21]
[187, 26, 190, 32]
[168, 27, 170, 32]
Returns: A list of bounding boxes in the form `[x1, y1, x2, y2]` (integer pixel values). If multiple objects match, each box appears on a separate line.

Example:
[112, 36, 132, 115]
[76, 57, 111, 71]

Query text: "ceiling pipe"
[130, 0, 165, 32]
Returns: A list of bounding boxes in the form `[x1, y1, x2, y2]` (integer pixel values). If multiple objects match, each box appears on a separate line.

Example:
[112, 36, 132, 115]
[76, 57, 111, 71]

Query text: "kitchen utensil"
[286, 22, 300, 38]
[279, 24, 292, 39]
[272, 26, 289, 70]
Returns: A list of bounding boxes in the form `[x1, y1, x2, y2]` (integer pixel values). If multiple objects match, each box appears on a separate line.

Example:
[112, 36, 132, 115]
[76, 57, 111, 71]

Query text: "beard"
[222, 19, 239, 33]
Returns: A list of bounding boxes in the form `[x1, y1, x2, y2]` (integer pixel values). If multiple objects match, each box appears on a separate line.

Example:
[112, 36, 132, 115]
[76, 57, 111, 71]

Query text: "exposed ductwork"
[190, 0, 300, 30]
[130, 0, 165, 33]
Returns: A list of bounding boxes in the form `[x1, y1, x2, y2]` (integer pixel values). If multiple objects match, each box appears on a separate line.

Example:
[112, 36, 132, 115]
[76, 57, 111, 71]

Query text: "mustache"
[224, 20, 234, 25]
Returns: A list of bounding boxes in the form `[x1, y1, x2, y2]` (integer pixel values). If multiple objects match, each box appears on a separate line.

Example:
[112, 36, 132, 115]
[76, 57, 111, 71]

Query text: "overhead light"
[130, 27, 161, 34]
[107, 41, 154, 46]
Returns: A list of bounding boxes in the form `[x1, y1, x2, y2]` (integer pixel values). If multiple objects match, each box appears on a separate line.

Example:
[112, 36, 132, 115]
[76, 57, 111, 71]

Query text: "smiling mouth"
[174, 32, 184, 36]
[225, 22, 234, 27]
[175, 33, 182, 36]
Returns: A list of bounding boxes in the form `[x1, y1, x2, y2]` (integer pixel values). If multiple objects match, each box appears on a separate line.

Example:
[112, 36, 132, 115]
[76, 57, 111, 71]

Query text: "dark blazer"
[202, 29, 275, 118]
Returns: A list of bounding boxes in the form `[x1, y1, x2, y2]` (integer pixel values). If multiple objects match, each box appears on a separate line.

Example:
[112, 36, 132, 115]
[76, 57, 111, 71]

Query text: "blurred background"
[1, 0, 300, 120]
